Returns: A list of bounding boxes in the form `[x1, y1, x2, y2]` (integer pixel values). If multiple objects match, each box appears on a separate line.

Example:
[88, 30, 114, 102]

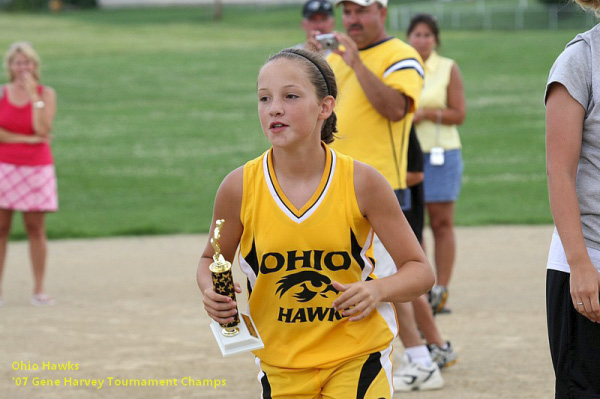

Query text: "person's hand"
[202, 283, 242, 325]
[413, 109, 425, 123]
[332, 32, 361, 69]
[26, 134, 49, 144]
[570, 261, 600, 323]
[331, 280, 382, 322]
[21, 72, 39, 100]
[305, 30, 323, 53]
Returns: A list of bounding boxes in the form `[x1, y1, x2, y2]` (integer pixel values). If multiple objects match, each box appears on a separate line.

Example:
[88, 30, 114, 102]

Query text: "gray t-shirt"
[546, 24, 600, 250]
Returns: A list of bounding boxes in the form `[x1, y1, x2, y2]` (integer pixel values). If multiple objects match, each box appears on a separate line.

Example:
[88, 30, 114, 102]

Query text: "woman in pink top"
[0, 42, 57, 307]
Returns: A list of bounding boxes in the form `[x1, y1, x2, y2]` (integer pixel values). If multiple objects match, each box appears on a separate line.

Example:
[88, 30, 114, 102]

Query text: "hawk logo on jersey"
[275, 270, 338, 303]
[241, 230, 373, 323]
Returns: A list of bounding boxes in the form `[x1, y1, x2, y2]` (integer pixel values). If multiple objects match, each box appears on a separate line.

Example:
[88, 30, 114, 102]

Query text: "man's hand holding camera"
[330, 31, 362, 70]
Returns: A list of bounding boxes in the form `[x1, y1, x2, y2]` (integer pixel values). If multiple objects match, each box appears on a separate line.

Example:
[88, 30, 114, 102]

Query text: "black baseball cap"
[302, 0, 334, 18]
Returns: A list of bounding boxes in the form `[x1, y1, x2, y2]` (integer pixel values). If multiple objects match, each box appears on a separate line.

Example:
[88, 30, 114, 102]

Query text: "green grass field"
[0, 6, 585, 238]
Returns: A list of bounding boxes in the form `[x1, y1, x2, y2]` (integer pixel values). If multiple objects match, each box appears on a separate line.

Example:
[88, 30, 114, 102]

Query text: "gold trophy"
[209, 219, 264, 356]
[209, 220, 240, 336]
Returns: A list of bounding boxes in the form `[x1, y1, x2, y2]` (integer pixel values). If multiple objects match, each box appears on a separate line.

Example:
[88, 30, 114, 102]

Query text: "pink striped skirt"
[0, 162, 58, 212]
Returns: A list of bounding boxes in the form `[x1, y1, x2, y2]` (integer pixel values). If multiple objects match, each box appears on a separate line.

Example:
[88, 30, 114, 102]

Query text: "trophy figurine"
[209, 219, 240, 337]
[209, 219, 264, 356]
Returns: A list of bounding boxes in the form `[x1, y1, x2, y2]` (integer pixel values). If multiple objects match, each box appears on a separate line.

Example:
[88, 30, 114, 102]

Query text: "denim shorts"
[423, 149, 463, 203]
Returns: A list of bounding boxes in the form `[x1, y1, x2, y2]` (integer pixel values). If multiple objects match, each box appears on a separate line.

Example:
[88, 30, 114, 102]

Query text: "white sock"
[405, 345, 433, 367]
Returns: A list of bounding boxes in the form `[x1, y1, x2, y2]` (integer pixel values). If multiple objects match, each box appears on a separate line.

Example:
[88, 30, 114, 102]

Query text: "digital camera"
[315, 33, 339, 50]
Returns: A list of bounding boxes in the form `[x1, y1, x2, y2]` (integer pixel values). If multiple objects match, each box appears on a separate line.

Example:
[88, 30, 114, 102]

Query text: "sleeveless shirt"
[238, 144, 397, 368]
[415, 51, 461, 152]
[0, 85, 53, 165]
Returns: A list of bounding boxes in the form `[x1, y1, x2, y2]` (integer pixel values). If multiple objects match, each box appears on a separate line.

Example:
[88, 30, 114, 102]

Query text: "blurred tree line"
[2, 0, 96, 11]
[0, 0, 573, 14]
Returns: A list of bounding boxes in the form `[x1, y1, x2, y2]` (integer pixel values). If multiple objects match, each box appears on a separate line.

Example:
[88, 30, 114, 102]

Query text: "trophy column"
[208, 219, 264, 356]
[209, 257, 240, 337]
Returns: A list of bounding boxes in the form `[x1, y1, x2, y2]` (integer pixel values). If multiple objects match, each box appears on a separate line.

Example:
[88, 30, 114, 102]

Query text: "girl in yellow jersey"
[197, 48, 434, 399]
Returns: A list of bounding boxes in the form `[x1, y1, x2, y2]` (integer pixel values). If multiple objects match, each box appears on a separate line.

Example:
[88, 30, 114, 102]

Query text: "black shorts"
[546, 269, 600, 398]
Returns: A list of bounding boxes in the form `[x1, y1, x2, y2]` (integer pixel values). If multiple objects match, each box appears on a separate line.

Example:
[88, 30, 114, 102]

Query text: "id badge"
[430, 147, 445, 166]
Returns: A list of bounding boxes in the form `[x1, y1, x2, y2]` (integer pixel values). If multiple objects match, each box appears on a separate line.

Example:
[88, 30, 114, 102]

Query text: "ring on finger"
[577, 302, 584, 306]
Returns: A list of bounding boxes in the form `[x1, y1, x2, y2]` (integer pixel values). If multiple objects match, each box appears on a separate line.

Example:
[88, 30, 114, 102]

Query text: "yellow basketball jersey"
[239, 145, 397, 369]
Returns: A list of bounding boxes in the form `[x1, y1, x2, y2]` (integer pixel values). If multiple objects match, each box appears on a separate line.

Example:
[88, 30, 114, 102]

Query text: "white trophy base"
[210, 313, 264, 357]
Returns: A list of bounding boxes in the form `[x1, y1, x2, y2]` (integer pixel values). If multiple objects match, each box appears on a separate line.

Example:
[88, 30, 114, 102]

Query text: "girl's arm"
[0, 126, 47, 143]
[546, 82, 600, 323]
[197, 166, 245, 325]
[331, 161, 435, 321]
[414, 62, 466, 126]
[30, 85, 56, 138]
[406, 171, 424, 187]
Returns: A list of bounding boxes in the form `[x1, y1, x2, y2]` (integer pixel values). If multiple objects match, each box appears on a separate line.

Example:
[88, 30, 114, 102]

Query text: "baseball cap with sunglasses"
[303, 0, 334, 18]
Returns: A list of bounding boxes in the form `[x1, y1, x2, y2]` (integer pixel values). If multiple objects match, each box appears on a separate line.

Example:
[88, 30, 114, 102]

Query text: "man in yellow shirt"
[325, 0, 448, 392]
[327, 0, 423, 192]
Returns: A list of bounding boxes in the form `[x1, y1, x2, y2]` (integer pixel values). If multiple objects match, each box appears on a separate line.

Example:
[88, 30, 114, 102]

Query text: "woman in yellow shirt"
[407, 14, 466, 314]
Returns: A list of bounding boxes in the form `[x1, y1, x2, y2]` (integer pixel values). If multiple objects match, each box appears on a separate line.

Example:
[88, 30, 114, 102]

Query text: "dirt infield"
[1, 225, 555, 399]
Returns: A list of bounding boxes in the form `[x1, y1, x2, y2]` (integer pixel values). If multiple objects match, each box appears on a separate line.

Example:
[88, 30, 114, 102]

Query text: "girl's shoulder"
[220, 166, 244, 195]
[352, 159, 401, 218]
[549, 38, 591, 93]
[213, 166, 244, 219]
[352, 160, 390, 198]
[40, 85, 56, 99]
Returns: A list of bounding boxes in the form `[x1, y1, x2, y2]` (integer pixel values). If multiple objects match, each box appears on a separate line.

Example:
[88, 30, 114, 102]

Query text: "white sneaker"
[393, 356, 444, 392]
[30, 294, 56, 307]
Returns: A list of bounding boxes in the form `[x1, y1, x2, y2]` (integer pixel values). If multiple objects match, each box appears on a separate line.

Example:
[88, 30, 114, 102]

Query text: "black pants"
[396, 186, 423, 243]
[546, 269, 600, 398]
